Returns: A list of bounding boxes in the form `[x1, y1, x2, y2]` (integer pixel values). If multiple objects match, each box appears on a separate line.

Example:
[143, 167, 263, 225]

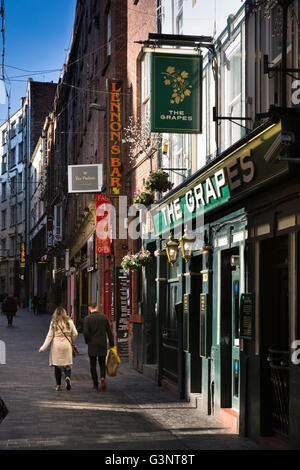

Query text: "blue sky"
[0, 0, 77, 122]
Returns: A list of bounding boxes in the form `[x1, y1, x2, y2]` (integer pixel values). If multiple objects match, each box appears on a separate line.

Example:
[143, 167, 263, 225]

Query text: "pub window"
[176, 0, 183, 34]
[223, 35, 243, 149]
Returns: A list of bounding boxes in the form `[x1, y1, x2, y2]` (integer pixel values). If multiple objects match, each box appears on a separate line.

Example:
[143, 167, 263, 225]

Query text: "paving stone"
[0, 308, 259, 451]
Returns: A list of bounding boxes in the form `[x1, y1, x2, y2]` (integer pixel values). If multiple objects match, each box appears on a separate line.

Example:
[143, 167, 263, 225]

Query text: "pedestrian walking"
[83, 301, 114, 391]
[32, 295, 40, 315]
[39, 306, 78, 391]
[3, 295, 17, 327]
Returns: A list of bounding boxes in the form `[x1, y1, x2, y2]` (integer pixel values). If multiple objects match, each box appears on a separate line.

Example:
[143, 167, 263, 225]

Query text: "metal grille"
[268, 349, 289, 437]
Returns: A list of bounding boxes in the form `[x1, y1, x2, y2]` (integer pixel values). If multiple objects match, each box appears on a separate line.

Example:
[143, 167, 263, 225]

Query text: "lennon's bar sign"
[150, 52, 202, 134]
[68, 164, 103, 193]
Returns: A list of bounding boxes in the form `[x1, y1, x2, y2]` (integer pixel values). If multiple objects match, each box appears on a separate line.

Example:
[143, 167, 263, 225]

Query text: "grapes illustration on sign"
[161, 66, 192, 105]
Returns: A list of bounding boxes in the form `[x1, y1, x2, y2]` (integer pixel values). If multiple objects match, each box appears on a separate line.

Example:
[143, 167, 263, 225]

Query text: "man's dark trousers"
[89, 355, 106, 387]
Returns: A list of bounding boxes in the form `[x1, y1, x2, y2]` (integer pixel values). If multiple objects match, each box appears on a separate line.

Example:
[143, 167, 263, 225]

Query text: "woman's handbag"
[0, 397, 8, 423]
[57, 323, 79, 357]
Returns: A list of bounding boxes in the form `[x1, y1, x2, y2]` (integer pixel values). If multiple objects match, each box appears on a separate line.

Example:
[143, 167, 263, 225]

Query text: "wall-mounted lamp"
[154, 249, 166, 257]
[179, 225, 196, 263]
[164, 232, 179, 266]
[230, 255, 239, 269]
[200, 244, 213, 255]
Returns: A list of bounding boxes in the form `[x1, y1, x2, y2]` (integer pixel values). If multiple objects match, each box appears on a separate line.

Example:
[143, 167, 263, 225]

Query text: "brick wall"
[126, 0, 157, 366]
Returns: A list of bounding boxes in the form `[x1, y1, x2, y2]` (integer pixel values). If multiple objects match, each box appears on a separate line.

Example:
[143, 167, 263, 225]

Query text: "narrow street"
[0, 308, 258, 451]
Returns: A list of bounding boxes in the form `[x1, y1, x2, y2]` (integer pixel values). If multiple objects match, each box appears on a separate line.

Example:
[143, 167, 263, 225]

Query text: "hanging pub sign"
[150, 52, 202, 134]
[68, 164, 103, 193]
[107, 79, 124, 196]
[96, 193, 111, 255]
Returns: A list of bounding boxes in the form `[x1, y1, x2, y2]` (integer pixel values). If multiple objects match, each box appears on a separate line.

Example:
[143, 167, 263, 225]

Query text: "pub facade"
[147, 109, 300, 449]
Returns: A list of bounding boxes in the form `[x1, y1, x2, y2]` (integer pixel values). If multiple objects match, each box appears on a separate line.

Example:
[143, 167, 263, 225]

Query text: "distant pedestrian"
[32, 295, 40, 315]
[3, 295, 17, 327]
[0, 293, 7, 315]
[39, 306, 78, 391]
[83, 301, 114, 392]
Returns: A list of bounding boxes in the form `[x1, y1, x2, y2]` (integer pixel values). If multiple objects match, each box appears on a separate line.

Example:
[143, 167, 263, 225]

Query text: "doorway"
[260, 235, 289, 439]
[161, 280, 179, 384]
[220, 247, 240, 411]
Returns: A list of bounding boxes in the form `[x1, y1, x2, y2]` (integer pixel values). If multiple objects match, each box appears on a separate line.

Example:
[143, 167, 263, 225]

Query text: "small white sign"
[68, 164, 103, 193]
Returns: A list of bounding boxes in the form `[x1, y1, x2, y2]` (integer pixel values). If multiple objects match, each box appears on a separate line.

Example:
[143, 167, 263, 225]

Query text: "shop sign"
[107, 79, 124, 196]
[47, 216, 53, 248]
[116, 267, 130, 356]
[240, 293, 254, 340]
[150, 52, 202, 133]
[20, 242, 25, 268]
[152, 122, 288, 236]
[68, 164, 103, 193]
[96, 193, 111, 255]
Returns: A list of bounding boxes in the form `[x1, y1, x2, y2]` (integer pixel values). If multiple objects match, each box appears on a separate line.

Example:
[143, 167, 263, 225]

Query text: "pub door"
[161, 280, 179, 385]
[220, 248, 240, 412]
[260, 235, 289, 439]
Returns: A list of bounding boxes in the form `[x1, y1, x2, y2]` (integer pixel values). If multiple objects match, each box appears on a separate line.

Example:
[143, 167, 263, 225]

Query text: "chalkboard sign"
[183, 294, 190, 353]
[240, 293, 254, 340]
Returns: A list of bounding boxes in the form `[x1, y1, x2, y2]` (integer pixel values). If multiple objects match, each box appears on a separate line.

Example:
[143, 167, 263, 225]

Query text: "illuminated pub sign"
[20, 242, 25, 268]
[68, 164, 103, 193]
[107, 79, 124, 196]
[150, 52, 203, 134]
[151, 121, 288, 236]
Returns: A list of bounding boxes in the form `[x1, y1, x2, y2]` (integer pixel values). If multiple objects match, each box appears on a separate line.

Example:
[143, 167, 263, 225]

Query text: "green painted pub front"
[143, 111, 300, 449]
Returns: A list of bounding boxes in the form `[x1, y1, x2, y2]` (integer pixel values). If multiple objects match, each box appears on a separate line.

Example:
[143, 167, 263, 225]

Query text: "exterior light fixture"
[154, 249, 166, 257]
[164, 232, 179, 266]
[200, 244, 213, 255]
[179, 225, 196, 262]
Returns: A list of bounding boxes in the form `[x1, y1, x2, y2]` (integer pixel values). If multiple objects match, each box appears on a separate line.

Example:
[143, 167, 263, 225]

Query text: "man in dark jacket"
[83, 302, 114, 391]
[3, 296, 17, 327]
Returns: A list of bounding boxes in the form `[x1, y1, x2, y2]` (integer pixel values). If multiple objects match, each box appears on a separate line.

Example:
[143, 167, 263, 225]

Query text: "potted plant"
[133, 190, 155, 207]
[121, 250, 152, 272]
[144, 169, 174, 193]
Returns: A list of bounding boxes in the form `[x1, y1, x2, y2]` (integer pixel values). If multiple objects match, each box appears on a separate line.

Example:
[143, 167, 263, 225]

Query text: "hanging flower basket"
[144, 170, 174, 193]
[133, 190, 155, 207]
[121, 250, 152, 272]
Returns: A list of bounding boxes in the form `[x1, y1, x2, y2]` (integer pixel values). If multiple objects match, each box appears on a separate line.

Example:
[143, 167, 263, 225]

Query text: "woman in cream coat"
[39, 306, 78, 391]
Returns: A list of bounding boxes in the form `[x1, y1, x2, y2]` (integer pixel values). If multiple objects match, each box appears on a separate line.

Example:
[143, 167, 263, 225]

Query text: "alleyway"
[0, 308, 258, 451]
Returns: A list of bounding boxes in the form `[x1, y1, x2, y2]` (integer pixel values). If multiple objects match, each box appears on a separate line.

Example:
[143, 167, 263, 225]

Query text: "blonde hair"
[52, 306, 71, 330]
